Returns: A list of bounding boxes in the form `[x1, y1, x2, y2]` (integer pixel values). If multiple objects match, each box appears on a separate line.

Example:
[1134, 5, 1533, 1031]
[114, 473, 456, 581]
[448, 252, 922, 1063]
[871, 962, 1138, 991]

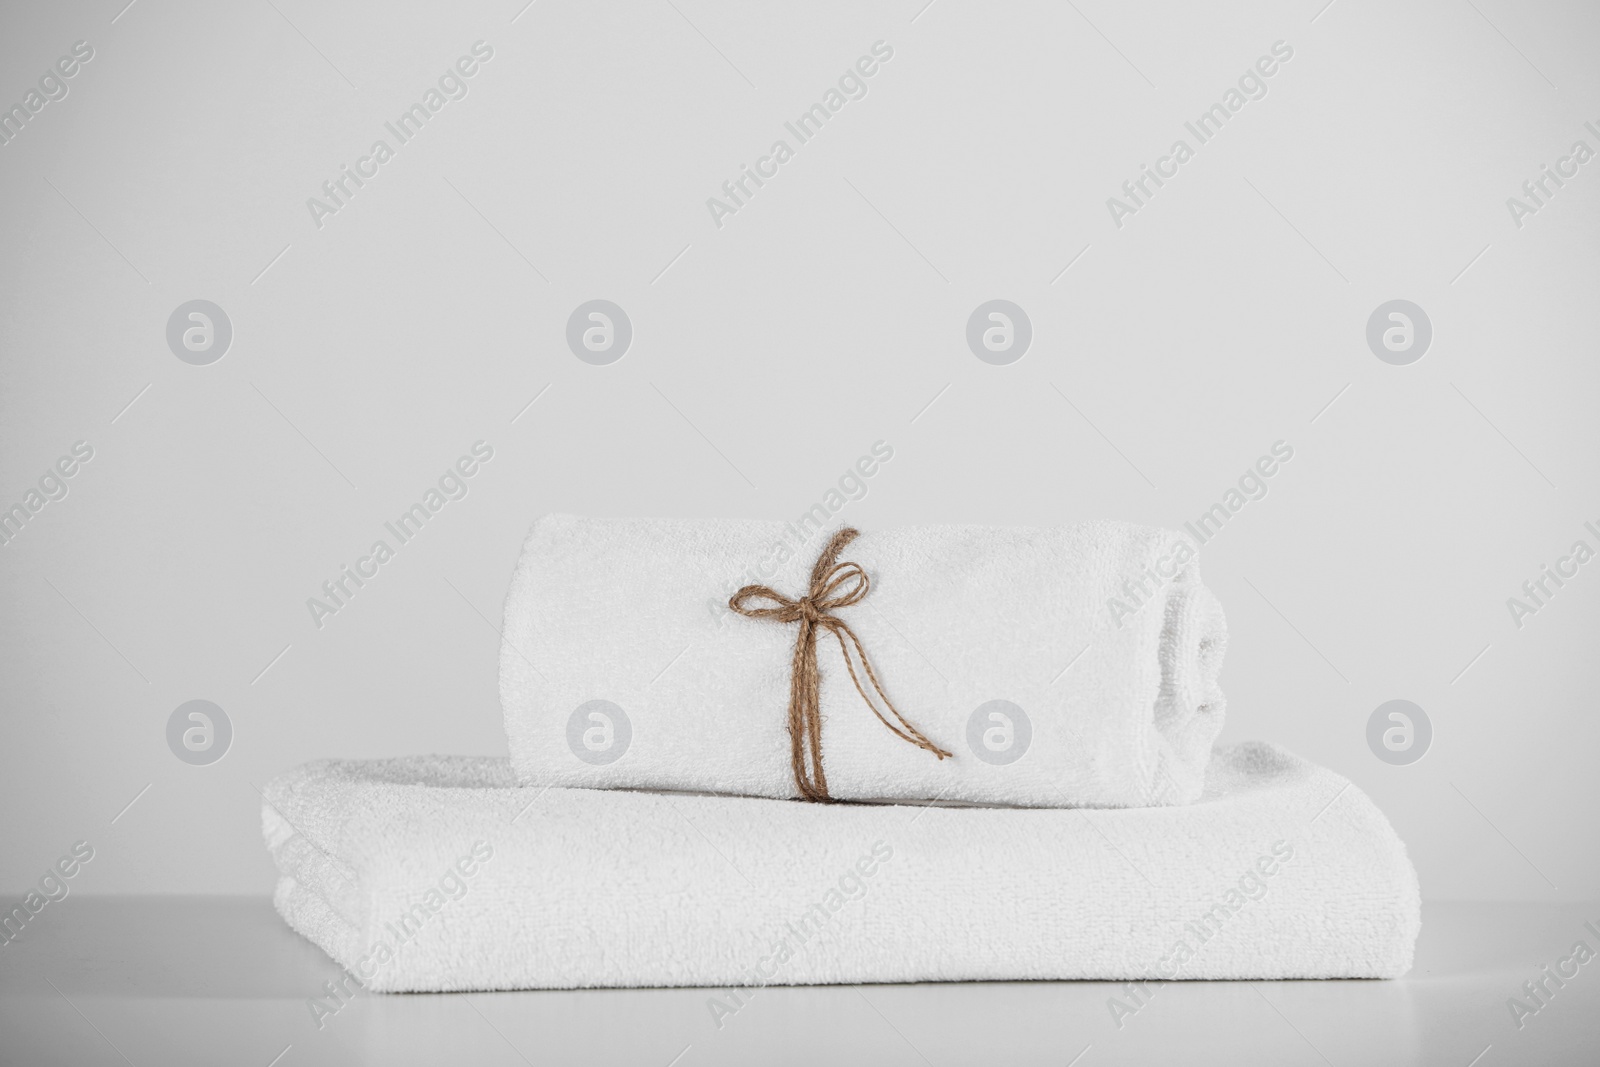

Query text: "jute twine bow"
[728, 527, 951, 802]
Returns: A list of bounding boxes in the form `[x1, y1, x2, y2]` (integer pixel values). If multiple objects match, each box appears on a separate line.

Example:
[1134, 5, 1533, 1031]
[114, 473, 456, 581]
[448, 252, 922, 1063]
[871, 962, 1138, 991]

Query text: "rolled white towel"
[499, 514, 1226, 806]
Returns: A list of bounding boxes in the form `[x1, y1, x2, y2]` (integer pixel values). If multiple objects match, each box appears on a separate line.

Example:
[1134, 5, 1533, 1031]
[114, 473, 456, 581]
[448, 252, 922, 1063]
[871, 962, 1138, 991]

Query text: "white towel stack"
[262, 512, 1423, 989]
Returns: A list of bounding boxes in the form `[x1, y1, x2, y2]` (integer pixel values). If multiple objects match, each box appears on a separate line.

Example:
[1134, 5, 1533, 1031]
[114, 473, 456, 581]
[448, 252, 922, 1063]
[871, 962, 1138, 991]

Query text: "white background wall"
[1, 0, 1595, 901]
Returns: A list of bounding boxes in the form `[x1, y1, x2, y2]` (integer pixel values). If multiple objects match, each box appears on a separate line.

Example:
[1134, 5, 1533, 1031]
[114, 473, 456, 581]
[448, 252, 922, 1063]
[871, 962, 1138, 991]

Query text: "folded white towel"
[262, 743, 1419, 992]
[498, 514, 1227, 806]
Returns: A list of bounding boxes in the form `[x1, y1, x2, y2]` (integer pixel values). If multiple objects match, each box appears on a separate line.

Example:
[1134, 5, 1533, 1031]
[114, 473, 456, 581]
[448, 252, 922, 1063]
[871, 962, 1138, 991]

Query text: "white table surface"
[1, 899, 1595, 1066]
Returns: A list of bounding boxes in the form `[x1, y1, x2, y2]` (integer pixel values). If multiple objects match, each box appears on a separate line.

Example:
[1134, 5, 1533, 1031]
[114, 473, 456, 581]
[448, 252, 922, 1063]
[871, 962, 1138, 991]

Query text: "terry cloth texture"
[499, 514, 1228, 806]
[263, 742, 1419, 992]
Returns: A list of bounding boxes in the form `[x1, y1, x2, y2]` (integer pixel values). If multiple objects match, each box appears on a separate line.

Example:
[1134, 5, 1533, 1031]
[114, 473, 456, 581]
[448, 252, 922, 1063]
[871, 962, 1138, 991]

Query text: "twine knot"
[728, 527, 952, 802]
